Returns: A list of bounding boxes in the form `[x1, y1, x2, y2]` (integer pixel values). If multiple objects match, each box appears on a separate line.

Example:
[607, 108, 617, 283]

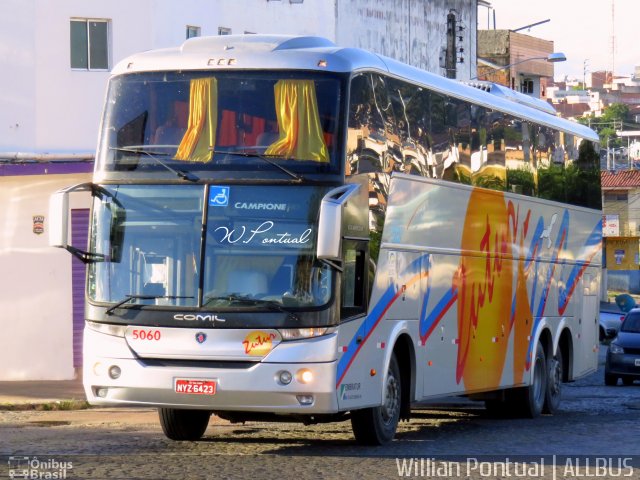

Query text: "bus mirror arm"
[316, 184, 360, 261]
[319, 258, 343, 273]
[65, 246, 107, 264]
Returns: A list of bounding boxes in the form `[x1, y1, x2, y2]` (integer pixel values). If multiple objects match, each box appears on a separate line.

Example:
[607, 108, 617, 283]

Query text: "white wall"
[0, 0, 37, 151]
[0, 172, 91, 380]
[1, 0, 226, 154]
[213, 0, 336, 38]
[336, 0, 476, 79]
[32, 0, 179, 153]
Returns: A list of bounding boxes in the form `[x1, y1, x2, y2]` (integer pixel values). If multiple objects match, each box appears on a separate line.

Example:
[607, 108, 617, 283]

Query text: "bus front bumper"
[84, 356, 339, 414]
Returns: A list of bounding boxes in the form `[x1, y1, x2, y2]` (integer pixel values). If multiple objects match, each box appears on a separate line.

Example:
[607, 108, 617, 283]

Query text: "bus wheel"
[351, 354, 401, 445]
[543, 347, 563, 414]
[158, 408, 211, 441]
[513, 342, 547, 418]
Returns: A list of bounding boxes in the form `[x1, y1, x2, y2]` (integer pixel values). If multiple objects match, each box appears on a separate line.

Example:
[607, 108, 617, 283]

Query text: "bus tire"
[350, 354, 401, 445]
[543, 347, 563, 414]
[513, 342, 547, 418]
[158, 408, 211, 441]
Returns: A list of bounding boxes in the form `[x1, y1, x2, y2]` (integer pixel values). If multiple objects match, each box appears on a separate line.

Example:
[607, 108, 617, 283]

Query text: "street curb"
[0, 399, 91, 411]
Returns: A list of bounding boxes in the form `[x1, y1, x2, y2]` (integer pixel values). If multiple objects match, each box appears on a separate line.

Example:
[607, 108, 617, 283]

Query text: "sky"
[482, 0, 637, 81]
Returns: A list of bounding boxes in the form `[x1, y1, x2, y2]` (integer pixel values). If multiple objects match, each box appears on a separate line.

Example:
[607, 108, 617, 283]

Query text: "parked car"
[604, 308, 640, 386]
[600, 294, 637, 341]
[600, 311, 625, 341]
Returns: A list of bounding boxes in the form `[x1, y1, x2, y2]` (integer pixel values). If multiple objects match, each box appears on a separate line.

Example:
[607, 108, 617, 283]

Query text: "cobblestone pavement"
[1, 349, 639, 480]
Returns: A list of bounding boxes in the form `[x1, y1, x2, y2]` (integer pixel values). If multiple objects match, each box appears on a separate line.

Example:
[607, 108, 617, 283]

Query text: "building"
[601, 170, 640, 294]
[0, 0, 480, 380]
[476, 29, 556, 99]
[1, 0, 479, 157]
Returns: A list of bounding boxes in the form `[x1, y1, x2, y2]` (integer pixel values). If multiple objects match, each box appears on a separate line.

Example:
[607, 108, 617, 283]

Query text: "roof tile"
[601, 170, 640, 188]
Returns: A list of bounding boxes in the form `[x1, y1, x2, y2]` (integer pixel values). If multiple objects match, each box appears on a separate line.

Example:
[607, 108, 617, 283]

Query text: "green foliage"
[537, 161, 601, 210]
[601, 103, 629, 122]
[578, 103, 629, 146]
[577, 140, 599, 167]
[506, 168, 536, 196]
[538, 164, 566, 203]
[474, 174, 505, 191]
[600, 127, 622, 147]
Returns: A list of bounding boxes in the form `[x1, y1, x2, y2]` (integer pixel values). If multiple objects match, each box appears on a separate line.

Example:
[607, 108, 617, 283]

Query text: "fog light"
[297, 368, 313, 384]
[277, 370, 292, 385]
[96, 387, 108, 398]
[296, 394, 314, 406]
[108, 365, 121, 379]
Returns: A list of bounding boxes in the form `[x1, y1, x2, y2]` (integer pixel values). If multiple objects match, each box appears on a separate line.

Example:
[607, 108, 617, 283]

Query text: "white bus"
[50, 35, 602, 445]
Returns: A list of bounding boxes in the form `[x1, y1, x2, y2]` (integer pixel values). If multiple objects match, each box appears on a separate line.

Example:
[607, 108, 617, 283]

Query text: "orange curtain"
[175, 78, 218, 162]
[265, 80, 329, 163]
[218, 110, 237, 147]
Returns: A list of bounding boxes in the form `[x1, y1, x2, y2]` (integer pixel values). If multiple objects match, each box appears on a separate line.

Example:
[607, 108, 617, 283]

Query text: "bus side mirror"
[317, 184, 360, 261]
[49, 190, 70, 249]
[48, 183, 97, 262]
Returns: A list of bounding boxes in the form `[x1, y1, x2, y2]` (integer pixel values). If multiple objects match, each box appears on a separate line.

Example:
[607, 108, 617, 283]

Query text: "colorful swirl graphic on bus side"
[335, 187, 602, 391]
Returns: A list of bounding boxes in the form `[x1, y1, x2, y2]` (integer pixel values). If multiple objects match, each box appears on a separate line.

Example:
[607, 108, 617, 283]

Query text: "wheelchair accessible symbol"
[209, 186, 230, 207]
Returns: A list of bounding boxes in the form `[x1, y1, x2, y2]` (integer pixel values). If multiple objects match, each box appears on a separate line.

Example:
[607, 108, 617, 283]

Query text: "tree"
[579, 103, 629, 147]
[601, 103, 629, 123]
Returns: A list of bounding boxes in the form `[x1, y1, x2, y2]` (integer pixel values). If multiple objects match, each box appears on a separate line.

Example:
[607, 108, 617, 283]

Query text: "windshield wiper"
[202, 294, 299, 321]
[211, 149, 303, 182]
[110, 147, 199, 182]
[105, 294, 194, 315]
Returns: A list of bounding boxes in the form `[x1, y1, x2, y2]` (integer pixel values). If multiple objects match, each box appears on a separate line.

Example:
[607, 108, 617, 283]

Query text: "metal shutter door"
[71, 209, 90, 368]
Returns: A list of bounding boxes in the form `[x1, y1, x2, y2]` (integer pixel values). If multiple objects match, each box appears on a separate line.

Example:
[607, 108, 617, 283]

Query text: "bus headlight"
[276, 370, 293, 385]
[278, 327, 336, 341]
[108, 365, 121, 379]
[296, 368, 313, 384]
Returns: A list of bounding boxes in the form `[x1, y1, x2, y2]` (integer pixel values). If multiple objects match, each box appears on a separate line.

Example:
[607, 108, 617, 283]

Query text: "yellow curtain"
[265, 80, 329, 163]
[175, 78, 218, 162]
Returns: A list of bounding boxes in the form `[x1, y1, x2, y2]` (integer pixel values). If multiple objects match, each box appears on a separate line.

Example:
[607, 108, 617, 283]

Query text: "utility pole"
[583, 59, 589, 89]
[610, 0, 616, 83]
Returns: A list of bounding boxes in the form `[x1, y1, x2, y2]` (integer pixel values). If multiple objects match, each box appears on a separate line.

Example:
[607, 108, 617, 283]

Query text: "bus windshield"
[97, 71, 343, 175]
[87, 184, 333, 312]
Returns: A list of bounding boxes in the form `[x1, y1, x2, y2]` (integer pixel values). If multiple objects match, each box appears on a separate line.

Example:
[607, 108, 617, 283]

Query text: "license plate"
[175, 379, 217, 395]
[635, 359, 640, 367]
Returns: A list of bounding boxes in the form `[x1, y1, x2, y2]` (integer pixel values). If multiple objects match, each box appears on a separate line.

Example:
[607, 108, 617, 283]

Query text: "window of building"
[218, 27, 232, 36]
[70, 19, 109, 70]
[605, 192, 628, 201]
[521, 79, 534, 94]
[186, 25, 201, 39]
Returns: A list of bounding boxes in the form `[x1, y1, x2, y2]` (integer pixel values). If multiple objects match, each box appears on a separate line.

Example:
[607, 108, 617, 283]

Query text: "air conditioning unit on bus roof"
[180, 34, 335, 54]
[463, 80, 557, 116]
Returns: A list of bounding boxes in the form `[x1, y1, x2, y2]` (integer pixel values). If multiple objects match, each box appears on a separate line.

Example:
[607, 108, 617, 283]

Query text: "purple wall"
[0, 162, 94, 177]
